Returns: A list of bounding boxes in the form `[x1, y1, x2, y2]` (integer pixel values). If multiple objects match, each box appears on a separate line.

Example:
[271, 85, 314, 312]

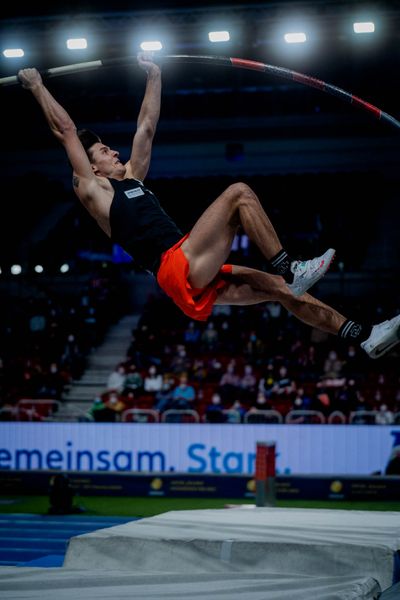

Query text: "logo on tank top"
[124, 187, 145, 199]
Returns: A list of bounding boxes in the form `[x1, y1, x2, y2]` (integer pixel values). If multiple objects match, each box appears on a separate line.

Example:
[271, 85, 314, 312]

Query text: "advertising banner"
[0, 423, 398, 476]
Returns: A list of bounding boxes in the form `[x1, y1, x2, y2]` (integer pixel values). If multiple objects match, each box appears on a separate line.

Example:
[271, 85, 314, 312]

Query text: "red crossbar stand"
[255, 441, 276, 507]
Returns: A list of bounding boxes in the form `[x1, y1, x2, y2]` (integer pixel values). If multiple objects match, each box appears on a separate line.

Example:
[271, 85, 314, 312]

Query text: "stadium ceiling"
[1, 0, 399, 168]
[1, 1, 399, 73]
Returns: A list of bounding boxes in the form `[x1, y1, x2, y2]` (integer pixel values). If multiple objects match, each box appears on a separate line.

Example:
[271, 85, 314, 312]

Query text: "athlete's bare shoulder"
[71, 173, 115, 236]
[72, 172, 113, 198]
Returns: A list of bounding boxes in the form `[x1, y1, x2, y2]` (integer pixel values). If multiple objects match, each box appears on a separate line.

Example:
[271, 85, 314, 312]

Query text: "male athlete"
[17, 53, 400, 359]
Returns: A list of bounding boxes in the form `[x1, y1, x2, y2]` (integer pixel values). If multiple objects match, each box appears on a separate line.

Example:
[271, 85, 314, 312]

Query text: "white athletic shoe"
[360, 314, 400, 359]
[287, 248, 335, 296]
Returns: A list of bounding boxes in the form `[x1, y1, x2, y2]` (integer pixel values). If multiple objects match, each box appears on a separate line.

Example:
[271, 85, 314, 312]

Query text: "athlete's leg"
[181, 182, 334, 296]
[215, 265, 346, 335]
[215, 265, 400, 358]
[181, 183, 284, 289]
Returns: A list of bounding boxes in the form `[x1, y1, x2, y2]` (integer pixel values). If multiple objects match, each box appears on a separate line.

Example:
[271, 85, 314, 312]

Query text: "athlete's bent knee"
[226, 182, 257, 212]
[229, 182, 254, 197]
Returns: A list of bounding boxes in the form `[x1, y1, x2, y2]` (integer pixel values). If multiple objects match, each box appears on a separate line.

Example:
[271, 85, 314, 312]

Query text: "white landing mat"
[63, 507, 400, 590]
[0, 567, 382, 600]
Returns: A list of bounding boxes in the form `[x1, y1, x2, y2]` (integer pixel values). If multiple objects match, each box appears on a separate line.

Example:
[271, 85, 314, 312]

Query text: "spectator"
[204, 392, 226, 423]
[226, 399, 247, 422]
[170, 374, 196, 409]
[123, 363, 144, 395]
[207, 357, 224, 383]
[183, 321, 200, 347]
[104, 391, 126, 418]
[265, 301, 282, 323]
[323, 349, 344, 379]
[240, 364, 257, 402]
[272, 365, 296, 399]
[38, 362, 66, 399]
[192, 358, 208, 383]
[61, 333, 85, 379]
[170, 345, 191, 374]
[154, 374, 175, 412]
[292, 387, 312, 411]
[375, 404, 394, 425]
[335, 378, 361, 415]
[352, 394, 374, 424]
[252, 390, 271, 411]
[244, 330, 265, 361]
[106, 363, 126, 393]
[218, 362, 240, 403]
[143, 365, 163, 393]
[258, 362, 276, 399]
[297, 344, 321, 382]
[201, 321, 218, 351]
[87, 396, 115, 422]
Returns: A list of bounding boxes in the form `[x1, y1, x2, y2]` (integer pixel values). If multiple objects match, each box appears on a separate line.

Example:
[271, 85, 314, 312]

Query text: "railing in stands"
[244, 410, 283, 424]
[222, 409, 242, 423]
[161, 409, 200, 423]
[327, 411, 347, 424]
[285, 410, 326, 424]
[17, 399, 61, 421]
[122, 408, 160, 423]
[348, 410, 396, 424]
[0, 407, 18, 421]
[2, 404, 397, 424]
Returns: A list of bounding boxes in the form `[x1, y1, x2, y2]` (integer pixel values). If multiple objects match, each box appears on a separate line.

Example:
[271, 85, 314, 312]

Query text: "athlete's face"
[90, 143, 126, 178]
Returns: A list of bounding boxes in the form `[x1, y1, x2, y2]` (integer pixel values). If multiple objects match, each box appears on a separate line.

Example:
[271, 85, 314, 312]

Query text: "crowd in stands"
[1, 263, 399, 425]
[85, 293, 400, 425]
[0, 266, 127, 421]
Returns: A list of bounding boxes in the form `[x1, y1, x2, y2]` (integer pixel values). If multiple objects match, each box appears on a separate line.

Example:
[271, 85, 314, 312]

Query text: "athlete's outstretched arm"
[127, 52, 162, 182]
[17, 68, 94, 182]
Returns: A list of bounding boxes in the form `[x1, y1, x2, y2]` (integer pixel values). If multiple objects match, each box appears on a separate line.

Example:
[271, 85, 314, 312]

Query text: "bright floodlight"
[208, 31, 230, 42]
[60, 263, 70, 273]
[284, 32, 307, 44]
[11, 264, 22, 275]
[66, 38, 88, 50]
[34, 265, 44, 273]
[353, 22, 375, 34]
[3, 48, 24, 58]
[140, 41, 162, 51]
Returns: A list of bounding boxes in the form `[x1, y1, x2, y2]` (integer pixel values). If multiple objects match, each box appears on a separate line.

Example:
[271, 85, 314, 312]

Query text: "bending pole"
[1, 53, 399, 130]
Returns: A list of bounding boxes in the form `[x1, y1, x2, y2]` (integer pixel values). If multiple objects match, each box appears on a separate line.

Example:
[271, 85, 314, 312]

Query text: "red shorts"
[156, 234, 232, 321]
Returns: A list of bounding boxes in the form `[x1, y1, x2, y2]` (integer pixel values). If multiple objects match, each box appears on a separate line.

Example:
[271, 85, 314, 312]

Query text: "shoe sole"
[290, 249, 336, 296]
[363, 322, 400, 359]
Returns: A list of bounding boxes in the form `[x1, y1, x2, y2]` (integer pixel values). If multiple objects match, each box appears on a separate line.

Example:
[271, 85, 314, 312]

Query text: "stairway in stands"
[58, 313, 139, 419]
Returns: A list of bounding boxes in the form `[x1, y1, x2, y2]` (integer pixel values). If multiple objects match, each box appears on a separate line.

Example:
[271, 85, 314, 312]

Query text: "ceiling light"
[284, 32, 307, 44]
[66, 38, 88, 50]
[3, 48, 24, 58]
[208, 31, 230, 43]
[140, 41, 162, 51]
[353, 22, 375, 34]
[11, 264, 22, 275]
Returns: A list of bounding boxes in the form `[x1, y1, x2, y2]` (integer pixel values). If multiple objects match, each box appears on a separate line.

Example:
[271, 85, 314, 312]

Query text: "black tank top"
[108, 178, 183, 275]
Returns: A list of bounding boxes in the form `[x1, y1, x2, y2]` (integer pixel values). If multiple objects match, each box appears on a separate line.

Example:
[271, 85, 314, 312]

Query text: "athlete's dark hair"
[77, 129, 101, 160]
